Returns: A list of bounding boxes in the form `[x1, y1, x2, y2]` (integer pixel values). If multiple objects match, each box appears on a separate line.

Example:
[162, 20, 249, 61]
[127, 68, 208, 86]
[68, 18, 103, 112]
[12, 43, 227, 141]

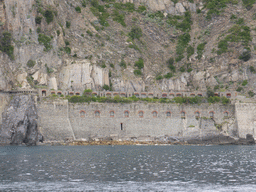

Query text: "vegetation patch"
[44, 9, 54, 24]
[196, 42, 207, 59]
[27, 60, 36, 68]
[38, 34, 52, 51]
[0, 32, 14, 60]
[217, 24, 251, 58]
[203, 0, 237, 20]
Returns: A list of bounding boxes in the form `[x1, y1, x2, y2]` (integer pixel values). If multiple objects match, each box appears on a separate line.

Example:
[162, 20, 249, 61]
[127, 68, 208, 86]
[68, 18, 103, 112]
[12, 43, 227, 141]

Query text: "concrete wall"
[37, 100, 236, 141]
[235, 103, 256, 138]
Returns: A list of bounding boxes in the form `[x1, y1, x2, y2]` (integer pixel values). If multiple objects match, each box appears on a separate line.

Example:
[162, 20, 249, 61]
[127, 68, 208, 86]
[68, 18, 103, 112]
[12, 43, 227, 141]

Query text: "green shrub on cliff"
[0, 32, 14, 60]
[129, 26, 142, 40]
[38, 34, 52, 51]
[27, 60, 36, 68]
[44, 9, 54, 24]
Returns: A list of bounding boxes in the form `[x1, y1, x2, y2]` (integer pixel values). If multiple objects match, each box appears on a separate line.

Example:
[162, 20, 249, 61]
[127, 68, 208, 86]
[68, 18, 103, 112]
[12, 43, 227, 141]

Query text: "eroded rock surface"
[0, 95, 43, 145]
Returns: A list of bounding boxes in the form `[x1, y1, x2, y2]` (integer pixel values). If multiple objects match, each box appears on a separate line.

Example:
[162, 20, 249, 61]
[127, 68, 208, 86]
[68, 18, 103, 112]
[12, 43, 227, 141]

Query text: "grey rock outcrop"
[0, 95, 43, 145]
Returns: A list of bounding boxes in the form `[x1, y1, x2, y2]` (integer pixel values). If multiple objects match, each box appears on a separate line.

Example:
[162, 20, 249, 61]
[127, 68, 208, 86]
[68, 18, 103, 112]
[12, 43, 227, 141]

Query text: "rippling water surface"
[1, 145, 256, 191]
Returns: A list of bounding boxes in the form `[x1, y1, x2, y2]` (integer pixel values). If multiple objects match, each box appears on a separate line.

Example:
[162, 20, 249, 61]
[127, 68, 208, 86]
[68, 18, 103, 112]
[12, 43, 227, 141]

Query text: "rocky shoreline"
[36, 134, 255, 146]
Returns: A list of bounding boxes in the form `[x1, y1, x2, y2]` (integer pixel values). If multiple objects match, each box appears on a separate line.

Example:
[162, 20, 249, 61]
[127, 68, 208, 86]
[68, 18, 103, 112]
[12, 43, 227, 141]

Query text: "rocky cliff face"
[0, 0, 255, 95]
[0, 95, 43, 145]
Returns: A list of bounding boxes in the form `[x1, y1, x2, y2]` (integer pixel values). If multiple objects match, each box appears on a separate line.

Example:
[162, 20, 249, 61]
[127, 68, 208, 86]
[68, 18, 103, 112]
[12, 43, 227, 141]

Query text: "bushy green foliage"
[186, 45, 194, 60]
[103, 84, 110, 90]
[27, 60, 36, 68]
[82, 0, 87, 7]
[86, 30, 93, 36]
[239, 48, 251, 61]
[65, 40, 70, 46]
[221, 96, 230, 105]
[164, 72, 173, 79]
[44, 9, 54, 24]
[38, 34, 52, 51]
[207, 96, 220, 103]
[236, 87, 243, 92]
[156, 75, 163, 80]
[35, 16, 42, 24]
[66, 21, 71, 28]
[180, 66, 186, 72]
[134, 58, 144, 69]
[114, 2, 135, 12]
[242, 80, 248, 86]
[134, 69, 142, 76]
[75, 6, 81, 13]
[196, 42, 207, 59]
[187, 68, 193, 73]
[129, 26, 142, 40]
[207, 89, 215, 97]
[175, 33, 191, 62]
[112, 9, 126, 27]
[204, 0, 236, 20]
[137, 5, 146, 13]
[167, 58, 176, 72]
[64, 47, 71, 54]
[0, 32, 14, 60]
[57, 30, 60, 36]
[67, 94, 230, 105]
[242, 0, 256, 10]
[217, 25, 251, 56]
[166, 11, 192, 32]
[249, 66, 255, 73]
[83, 89, 92, 95]
[248, 90, 255, 97]
[90, 0, 110, 27]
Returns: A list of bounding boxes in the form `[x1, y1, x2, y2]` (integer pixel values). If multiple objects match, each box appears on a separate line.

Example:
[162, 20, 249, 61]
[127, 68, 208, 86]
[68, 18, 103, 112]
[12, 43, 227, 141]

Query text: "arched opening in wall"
[138, 111, 144, 118]
[169, 93, 175, 98]
[148, 93, 153, 98]
[226, 93, 231, 98]
[95, 110, 100, 117]
[152, 111, 158, 118]
[134, 93, 139, 98]
[181, 111, 186, 119]
[75, 92, 80, 96]
[110, 111, 115, 117]
[80, 110, 85, 118]
[124, 110, 129, 117]
[214, 93, 219, 97]
[224, 111, 229, 118]
[106, 92, 111, 97]
[210, 111, 214, 119]
[141, 93, 147, 98]
[177, 93, 182, 97]
[190, 93, 195, 97]
[69, 92, 74, 96]
[198, 93, 202, 97]
[166, 111, 171, 117]
[162, 93, 167, 98]
[121, 93, 126, 97]
[113, 93, 119, 97]
[57, 92, 62, 96]
[120, 123, 123, 130]
[42, 90, 46, 96]
[195, 111, 200, 120]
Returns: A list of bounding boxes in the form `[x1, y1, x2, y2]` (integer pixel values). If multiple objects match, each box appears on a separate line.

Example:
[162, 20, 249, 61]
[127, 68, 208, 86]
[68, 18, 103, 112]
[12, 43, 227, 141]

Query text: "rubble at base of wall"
[39, 134, 255, 146]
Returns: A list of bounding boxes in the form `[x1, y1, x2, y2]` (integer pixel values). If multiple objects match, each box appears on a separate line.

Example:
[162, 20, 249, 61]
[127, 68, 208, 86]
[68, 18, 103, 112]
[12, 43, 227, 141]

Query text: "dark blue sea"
[0, 145, 256, 191]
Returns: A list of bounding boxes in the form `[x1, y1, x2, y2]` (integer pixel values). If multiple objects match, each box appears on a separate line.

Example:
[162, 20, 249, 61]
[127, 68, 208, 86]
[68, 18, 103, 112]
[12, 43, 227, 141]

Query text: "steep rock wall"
[0, 95, 43, 145]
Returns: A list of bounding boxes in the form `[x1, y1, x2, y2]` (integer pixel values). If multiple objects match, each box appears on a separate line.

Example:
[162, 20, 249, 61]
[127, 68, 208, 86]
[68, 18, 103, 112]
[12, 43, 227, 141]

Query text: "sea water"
[0, 145, 256, 191]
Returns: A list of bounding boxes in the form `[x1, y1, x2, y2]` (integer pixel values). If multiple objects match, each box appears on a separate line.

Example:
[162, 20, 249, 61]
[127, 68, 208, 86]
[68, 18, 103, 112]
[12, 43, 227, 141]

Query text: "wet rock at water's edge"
[0, 95, 43, 146]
